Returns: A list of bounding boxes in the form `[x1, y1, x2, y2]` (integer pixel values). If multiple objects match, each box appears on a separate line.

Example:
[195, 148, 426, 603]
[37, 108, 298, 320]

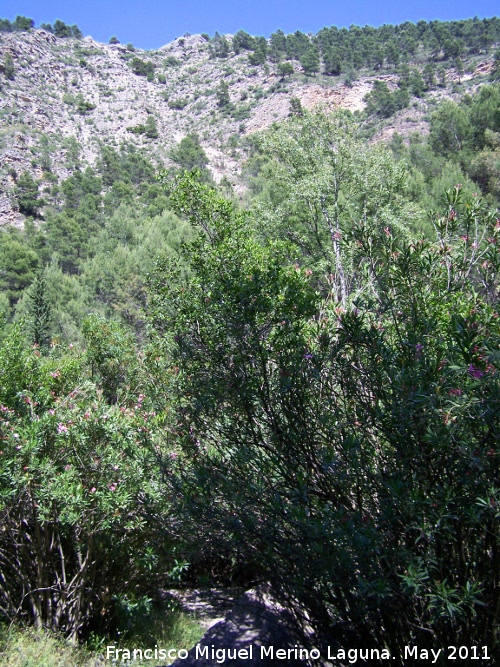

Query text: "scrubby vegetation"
[0, 12, 500, 664]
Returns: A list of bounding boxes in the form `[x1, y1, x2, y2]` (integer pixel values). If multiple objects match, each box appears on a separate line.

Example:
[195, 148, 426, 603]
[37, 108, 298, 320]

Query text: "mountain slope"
[0, 24, 498, 225]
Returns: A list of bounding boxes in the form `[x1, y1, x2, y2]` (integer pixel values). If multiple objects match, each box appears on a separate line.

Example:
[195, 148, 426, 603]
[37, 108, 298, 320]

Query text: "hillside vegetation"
[0, 13, 499, 666]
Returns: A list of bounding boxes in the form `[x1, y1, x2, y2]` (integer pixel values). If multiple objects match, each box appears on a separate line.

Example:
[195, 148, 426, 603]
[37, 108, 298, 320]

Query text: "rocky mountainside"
[0, 27, 496, 225]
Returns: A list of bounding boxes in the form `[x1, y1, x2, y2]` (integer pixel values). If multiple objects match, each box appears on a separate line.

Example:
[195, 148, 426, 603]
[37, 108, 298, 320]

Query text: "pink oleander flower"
[57, 423, 68, 434]
[108, 483, 117, 491]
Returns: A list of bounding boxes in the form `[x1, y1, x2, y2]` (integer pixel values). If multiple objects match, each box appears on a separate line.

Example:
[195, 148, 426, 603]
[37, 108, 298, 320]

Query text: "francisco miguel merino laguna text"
[107, 644, 384, 663]
[106, 643, 491, 663]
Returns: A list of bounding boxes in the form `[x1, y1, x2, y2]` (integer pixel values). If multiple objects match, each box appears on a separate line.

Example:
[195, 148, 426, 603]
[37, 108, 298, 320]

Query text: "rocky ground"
[164, 586, 316, 667]
[164, 588, 241, 630]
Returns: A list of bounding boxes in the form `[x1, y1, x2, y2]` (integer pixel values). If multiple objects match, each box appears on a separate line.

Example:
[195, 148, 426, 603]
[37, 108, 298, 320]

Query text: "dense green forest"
[1, 13, 500, 666]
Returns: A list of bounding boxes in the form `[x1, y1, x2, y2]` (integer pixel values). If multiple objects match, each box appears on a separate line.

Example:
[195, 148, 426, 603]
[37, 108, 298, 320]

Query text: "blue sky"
[1, 0, 499, 50]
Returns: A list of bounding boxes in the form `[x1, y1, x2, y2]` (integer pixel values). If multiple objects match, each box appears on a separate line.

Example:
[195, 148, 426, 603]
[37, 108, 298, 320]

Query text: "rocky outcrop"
[0, 28, 495, 224]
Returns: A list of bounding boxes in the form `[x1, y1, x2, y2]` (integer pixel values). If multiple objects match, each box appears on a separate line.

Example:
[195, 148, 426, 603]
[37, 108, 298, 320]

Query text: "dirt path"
[164, 588, 242, 630]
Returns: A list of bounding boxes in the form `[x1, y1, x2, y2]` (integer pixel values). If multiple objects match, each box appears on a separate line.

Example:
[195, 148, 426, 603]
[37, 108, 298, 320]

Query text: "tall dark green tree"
[301, 47, 320, 75]
[323, 48, 342, 76]
[248, 36, 268, 65]
[269, 30, 286, 62]
[232, 30, 255, 53]
[423, 62, 436, 89]
[277, 61, 294, 79]
[53, 20, 72, 38]
[212, 34, 230, 58]
[0, 19, 13, 32]
[429, 100, 471, 156]
[70, 24, 83, 39]
[14, 172, 40, 217]
[0, 231, 39, 306]
[286, 30, 311, 60]
[170, 133, 209, 171]
[27, 269, 52, 349]
[385, 41, 400, 67]
[216, 80, 230, 108]
[13, 15, 34, 31]
[144, 115, 158, 139]
[491, 50, 500, 82]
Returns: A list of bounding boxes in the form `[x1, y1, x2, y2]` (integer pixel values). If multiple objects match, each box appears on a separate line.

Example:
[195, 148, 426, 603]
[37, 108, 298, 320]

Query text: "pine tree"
[216, 80, 230, 108]
[14, 172, 40, 216]
[278, 62, 294, 79]
[323, 48, 342, 75]
[248, 36, 268, 65]
[28, 269, 52, 349]
[71, 25, 83, 39]
[492, 50, 500, 82]
[13, 15, 34, 31]
[385, 41, 400, 67]
[53, 20, 72, 38]
[454, 58, 464, 84]
[144, 115, 158, 139]
[170, 133, 209, 170]
[301, 47, 320, 76]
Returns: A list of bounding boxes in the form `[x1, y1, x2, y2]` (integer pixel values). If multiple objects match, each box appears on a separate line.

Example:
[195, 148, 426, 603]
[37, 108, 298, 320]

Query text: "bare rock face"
[0, 194, 22, 227]
[0, 28, 494, 225]
[166, 586, 313, 667]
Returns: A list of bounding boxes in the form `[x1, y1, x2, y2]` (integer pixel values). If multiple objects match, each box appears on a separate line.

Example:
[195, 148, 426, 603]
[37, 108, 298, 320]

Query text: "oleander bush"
[0, 329, 169, 641]
[149, 168, 500, 658]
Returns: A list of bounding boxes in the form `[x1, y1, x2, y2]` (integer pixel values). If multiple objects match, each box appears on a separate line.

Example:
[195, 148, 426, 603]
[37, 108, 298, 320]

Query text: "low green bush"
[168, 98, 189, 110]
